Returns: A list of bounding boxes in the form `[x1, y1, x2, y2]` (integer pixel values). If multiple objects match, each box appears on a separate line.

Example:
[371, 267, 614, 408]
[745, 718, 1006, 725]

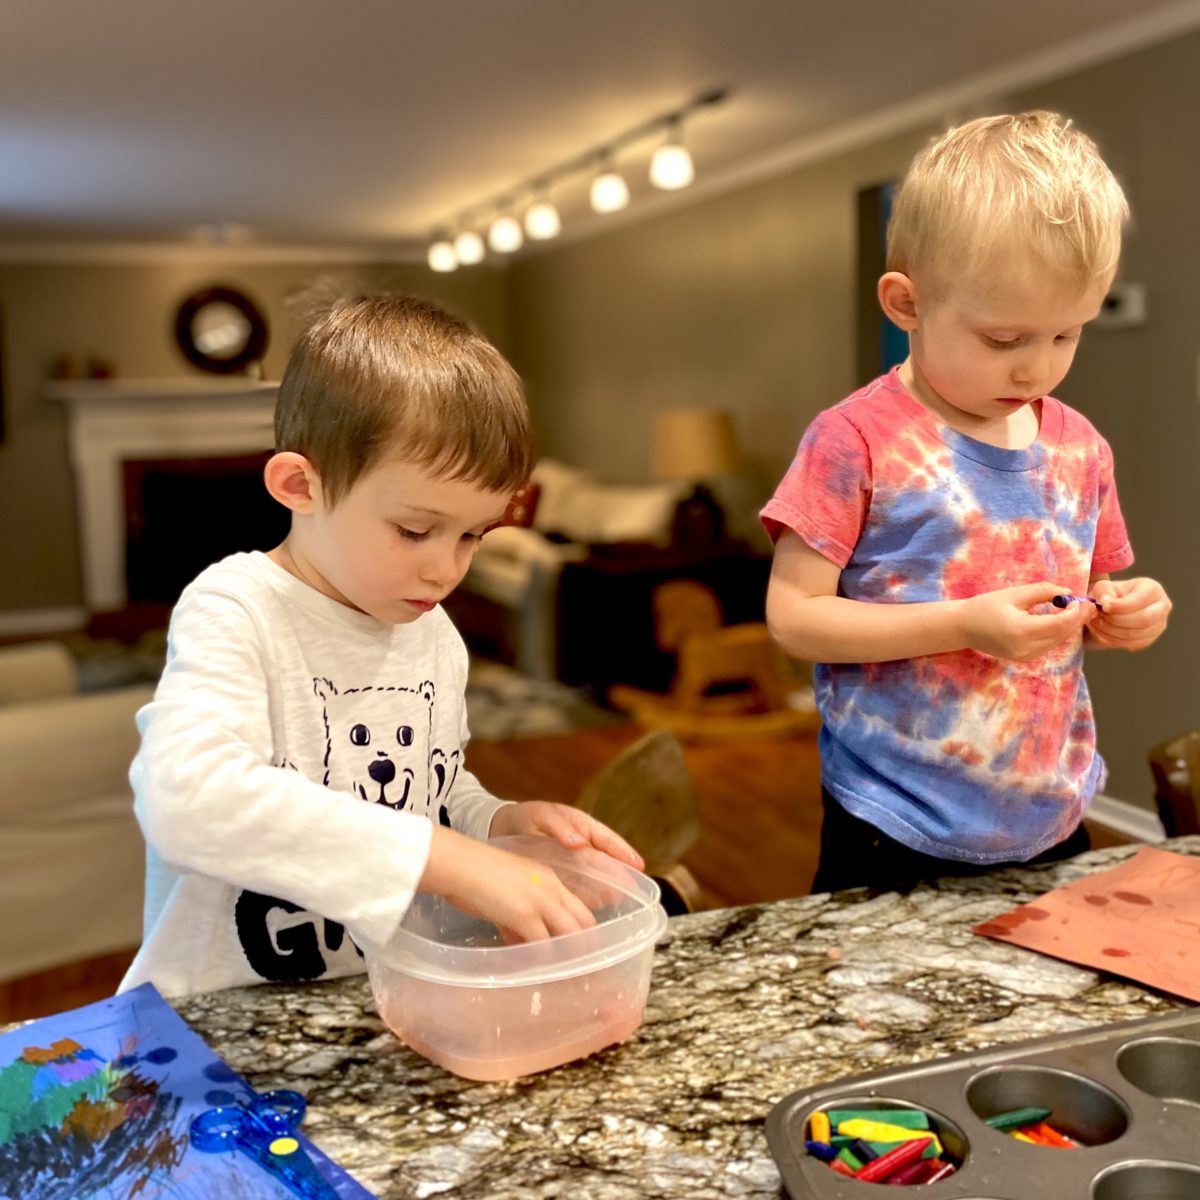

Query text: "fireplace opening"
[123, 452, 290, 606]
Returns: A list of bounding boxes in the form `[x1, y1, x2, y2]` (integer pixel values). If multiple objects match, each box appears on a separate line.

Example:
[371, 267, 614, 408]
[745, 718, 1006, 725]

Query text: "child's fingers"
[1010, 581, 1078, 609]
[1095, 576, 1171, 616]
[583, 819, 644, 869]
[536, 805, 645, 868]
[546, 886, 598, 935]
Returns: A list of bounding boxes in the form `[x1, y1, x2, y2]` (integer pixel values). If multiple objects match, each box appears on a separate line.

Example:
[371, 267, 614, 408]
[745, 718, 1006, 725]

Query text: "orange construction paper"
[972, 847, 1200, 1002]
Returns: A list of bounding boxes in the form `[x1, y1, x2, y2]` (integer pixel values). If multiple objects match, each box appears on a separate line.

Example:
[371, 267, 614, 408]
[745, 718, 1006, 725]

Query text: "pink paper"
[973, 846, 1200, 1002]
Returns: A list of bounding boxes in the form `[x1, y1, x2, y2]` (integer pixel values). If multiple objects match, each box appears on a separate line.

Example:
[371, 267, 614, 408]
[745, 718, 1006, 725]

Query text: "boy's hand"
[959, 582, 1096, 661]
[490, 801, 644, 871]
[419, 826, 597, 942]
[1087, 577, 1172, 651]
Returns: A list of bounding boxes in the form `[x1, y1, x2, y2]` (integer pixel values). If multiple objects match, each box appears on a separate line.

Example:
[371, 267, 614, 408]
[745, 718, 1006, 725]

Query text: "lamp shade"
[649, 142, 694, 190]
[427, 239, 457, 272]
[488, 215, 524, 253]
[590, 167, 630, 214]
[524, 198, 561, 239]
[651, 408, 740, 480]
[454, 230, 485, 265]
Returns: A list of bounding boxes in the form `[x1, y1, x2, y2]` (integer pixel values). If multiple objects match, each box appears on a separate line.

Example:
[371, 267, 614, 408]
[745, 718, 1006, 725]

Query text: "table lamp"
[650, 407, 741, 546]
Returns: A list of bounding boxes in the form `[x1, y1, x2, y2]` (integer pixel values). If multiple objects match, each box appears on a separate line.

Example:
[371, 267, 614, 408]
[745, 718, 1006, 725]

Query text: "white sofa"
[0, 641, 152, 981]
[460, 459, 687, 679]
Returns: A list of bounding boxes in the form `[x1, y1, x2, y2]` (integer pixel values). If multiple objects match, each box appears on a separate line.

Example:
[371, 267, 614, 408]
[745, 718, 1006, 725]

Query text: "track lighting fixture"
[589, 155, 630, 214]
[453, 229, 485, 266]
[649, 119, 695, 190]
[524, 190, 561, 240]
[426, 87, 729, 266]
[488, 214, 524, 253]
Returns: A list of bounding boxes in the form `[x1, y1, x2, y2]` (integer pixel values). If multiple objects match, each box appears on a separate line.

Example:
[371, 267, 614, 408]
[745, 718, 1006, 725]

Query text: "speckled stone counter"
[173, 838, 1200, 1199]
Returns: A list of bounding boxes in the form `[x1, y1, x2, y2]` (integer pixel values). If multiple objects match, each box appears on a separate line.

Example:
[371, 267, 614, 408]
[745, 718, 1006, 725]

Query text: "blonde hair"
[275, 295, 533, 507]
[887, 111, 1129, 291]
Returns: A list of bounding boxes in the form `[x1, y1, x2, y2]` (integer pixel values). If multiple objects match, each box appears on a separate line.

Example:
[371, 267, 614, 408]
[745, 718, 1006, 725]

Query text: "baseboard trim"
[1088, 792, 1164, 842]
[0, 606, 87, 637]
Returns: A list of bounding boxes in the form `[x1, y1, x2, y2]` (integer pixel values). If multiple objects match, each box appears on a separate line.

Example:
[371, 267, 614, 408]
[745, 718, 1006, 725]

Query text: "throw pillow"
[499, 481, 540, 528]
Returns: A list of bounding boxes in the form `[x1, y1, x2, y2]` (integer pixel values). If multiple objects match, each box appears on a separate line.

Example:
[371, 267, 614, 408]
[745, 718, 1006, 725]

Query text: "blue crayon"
[804, 1139, 840, 1161]
[848, 1138, 879, 1162]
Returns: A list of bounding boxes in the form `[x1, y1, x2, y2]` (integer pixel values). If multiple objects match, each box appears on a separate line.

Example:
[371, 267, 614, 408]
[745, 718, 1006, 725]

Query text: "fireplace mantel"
[46, 377, 278, 612]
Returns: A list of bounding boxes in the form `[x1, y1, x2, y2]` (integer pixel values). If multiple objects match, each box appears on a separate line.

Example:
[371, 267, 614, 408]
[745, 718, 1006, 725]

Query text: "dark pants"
[811, 787, 1092, 896]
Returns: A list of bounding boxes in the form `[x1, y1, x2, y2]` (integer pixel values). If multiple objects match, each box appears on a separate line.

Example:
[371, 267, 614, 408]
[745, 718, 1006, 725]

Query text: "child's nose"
[420, 539, 471, 588]
[1011, 350, 1049, 393]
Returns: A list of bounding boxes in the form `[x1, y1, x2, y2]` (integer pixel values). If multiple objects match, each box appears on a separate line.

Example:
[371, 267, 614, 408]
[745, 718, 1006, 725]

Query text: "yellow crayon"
[808, 1111, 832, 1143]
[836, 1120, 943, 1156]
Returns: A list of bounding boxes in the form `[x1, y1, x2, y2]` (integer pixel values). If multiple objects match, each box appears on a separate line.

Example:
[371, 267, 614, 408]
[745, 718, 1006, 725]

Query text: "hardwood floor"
[465, 724, 825, 908]
[1, 724, 1134, 1025]
[0, 949, 137, 1025]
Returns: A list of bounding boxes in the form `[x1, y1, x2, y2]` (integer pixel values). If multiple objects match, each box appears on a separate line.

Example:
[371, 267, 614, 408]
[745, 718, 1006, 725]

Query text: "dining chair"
[1146, 728, 1200, 837]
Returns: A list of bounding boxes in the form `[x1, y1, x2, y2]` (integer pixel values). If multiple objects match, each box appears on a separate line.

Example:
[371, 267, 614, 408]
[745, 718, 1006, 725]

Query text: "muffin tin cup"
[766, 1008, 1200, 1197]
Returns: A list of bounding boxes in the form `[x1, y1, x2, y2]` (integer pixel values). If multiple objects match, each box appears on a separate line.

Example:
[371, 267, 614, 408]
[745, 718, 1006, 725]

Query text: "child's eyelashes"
[980, 331, 1082, 350]
[393, 525, 486, 543]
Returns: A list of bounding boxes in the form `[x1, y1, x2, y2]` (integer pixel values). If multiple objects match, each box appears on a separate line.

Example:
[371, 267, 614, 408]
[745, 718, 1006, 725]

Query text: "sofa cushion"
[0, 641, 77, 705]
[530, 459, 596, 534]
[547, 479, 686, 545]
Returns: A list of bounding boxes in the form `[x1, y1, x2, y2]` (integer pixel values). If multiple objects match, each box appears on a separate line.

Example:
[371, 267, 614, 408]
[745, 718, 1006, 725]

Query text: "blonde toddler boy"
[762, 112, 1171, 894]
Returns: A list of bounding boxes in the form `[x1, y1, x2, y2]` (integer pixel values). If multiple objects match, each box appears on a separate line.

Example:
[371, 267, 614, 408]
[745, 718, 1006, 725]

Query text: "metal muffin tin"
[766, 1008, 1200, 1197]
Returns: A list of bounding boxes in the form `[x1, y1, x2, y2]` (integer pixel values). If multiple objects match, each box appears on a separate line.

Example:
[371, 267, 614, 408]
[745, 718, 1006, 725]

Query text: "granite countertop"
[174, 838, 1200, 1199]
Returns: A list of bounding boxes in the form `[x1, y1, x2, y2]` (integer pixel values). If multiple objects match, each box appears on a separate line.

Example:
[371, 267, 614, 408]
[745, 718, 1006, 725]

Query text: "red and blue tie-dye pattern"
[762, 369, 1133, 862]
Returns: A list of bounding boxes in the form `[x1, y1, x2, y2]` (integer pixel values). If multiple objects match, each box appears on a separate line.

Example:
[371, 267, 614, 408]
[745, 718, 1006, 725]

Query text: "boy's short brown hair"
[887, 110, 1129, 292]
[275, 295, 533, 507]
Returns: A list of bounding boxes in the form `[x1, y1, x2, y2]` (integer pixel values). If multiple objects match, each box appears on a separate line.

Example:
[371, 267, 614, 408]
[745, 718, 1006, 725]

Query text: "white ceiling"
[4, 0, 1200, 258]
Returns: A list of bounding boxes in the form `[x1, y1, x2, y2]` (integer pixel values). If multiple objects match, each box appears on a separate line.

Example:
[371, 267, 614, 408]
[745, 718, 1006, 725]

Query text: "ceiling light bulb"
[590, 166, 629, 214]
[488, 214, 524, 253]
[427, 238, 457, 272]
[524, 198, 561, 240]
[650, 141, 694, 190]
[454, 229, 485, 265]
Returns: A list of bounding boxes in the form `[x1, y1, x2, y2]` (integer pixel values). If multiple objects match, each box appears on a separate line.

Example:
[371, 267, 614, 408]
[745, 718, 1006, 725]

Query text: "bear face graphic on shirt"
[313, 677, 456, 821]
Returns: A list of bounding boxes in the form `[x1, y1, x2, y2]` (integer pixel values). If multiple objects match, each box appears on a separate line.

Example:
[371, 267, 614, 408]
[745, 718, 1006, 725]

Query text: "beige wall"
[0, 259, 510, 612]
[508, 31, 1200, 805]
[3, 31, 1196, 805]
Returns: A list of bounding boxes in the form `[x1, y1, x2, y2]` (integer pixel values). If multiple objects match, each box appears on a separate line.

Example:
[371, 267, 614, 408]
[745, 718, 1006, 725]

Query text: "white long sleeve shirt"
[119, 552, 506, 997]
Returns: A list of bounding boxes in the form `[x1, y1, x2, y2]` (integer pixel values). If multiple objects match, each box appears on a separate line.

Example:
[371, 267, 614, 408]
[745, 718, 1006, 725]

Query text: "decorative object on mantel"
[50, 353, 81, 380]
[174, 285, 269, 376]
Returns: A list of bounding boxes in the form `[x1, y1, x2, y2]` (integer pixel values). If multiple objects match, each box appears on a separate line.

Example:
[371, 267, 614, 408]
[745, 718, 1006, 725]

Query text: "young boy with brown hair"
[762, 112, 1171, 894]
[121, 296, 641, 996]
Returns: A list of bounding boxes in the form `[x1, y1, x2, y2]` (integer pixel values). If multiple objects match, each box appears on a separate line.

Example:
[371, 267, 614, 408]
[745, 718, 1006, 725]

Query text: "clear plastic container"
[366, 835, 669, 1081]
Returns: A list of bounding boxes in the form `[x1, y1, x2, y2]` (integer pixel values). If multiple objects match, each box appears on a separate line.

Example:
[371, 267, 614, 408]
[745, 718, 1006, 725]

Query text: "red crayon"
[856, 1136, 930, 1183]
[884, 1158, 938, 1185]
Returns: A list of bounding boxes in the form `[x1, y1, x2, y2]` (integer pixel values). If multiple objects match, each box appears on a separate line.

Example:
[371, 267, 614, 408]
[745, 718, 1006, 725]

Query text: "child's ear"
[264, 451, 323, 514]
[878, 271, 920, 331]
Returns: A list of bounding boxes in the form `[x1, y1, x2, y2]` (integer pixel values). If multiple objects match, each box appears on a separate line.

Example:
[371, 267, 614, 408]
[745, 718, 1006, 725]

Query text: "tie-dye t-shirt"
[761, 368, 1133, 862]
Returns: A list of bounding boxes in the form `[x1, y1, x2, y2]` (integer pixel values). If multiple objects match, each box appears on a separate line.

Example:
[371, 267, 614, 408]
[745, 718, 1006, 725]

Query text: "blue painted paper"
[0, 982, 374, 1200]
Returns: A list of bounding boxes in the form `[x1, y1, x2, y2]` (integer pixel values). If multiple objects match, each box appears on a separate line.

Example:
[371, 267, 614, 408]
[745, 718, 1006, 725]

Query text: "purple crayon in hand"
[1052, 593, 1101, 610]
